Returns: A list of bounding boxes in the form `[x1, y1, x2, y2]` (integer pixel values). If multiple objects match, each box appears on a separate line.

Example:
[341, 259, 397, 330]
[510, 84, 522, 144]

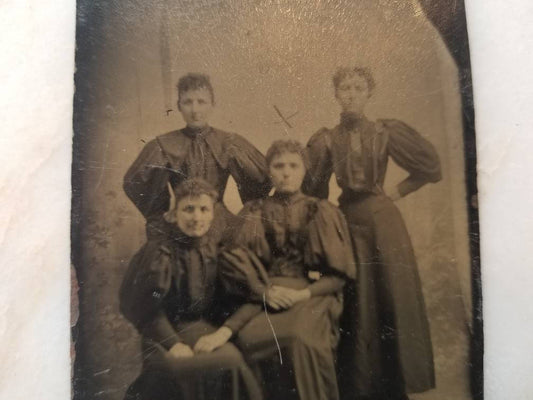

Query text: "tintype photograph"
[72, 1, 481, 400]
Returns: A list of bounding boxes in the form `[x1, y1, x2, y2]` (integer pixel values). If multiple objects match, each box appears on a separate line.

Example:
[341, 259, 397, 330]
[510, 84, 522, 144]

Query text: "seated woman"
[120, 178, 262, 400]
[219, 140, 357, 400]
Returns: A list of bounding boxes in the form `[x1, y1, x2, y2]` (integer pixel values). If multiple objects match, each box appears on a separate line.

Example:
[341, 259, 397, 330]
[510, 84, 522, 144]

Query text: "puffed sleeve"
[219, 247, 270, 303]
[219, 201, 272, 301]
[227, 134, 272, 203]
[230, 200, 271, 261]
[381, 119, 442, 196]
[119, 241, 181, 349]
[304, 200, 357, 280]
[303, 128, 333, 199]
[123, 139, 171, 219]
[119, 241, 172, 327]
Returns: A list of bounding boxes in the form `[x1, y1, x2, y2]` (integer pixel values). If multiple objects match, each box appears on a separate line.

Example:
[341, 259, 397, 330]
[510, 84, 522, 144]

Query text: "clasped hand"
[265, 285, 311, 310]
[167, 327, 233, 359]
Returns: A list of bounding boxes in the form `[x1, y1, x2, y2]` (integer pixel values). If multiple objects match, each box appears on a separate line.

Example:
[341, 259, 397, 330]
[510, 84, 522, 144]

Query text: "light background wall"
[73, 1, 472, 399]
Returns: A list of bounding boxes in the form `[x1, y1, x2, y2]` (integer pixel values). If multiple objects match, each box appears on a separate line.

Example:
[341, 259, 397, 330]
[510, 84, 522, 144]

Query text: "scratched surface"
[72, 1, 473, 399]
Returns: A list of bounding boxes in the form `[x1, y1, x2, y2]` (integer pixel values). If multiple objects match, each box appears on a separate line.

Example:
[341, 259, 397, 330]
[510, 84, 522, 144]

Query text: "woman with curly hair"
[304, 66, 441, 400]
[120, 178, 262, 400]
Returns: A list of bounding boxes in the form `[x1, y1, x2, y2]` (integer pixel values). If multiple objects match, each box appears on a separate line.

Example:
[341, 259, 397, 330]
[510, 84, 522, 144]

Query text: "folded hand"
[168, 342, 194, 359]
[266, 286, 311, 310]
[193, 327, 233, 354]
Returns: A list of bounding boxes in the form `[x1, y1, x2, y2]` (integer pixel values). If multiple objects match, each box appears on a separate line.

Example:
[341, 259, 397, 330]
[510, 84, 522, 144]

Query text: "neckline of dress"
[181, 125, 212, 139]
[168, 226, 210, 248]
[340, 112, 370, 131]
[271, 190, 306, 205]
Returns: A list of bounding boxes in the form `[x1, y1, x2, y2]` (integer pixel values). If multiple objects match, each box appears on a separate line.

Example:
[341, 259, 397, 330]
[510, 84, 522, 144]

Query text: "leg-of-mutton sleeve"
[219, 200, 272, 302]
[227, 134, 272, 204]
[119, 241, 181, 350]
[380, 119, 442, 197]
[218, 201, 273, 335]
[303, 128, 334, 199]
[229, 200, 271, 261]
[305, 200, 357, 280]
[123, 139, 171, 219]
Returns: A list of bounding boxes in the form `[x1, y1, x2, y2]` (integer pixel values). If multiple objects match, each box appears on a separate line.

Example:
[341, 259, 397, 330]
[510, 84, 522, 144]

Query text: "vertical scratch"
[263, 292, 283, 365]
[133, 63, 144, 137]
[159, 3, 173, 113]
[95, 137, 110, 189]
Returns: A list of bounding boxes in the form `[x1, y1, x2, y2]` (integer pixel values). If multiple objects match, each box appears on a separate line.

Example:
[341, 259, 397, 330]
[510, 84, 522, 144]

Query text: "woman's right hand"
[193, 327, 233, 354]
[168, 342, 194, 359]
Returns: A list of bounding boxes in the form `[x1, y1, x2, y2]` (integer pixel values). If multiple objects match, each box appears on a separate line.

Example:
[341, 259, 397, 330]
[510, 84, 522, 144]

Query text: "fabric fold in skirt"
[236, 277, 344, 400]
[125, 319, 262, 400]
[337, 193, 435, 398]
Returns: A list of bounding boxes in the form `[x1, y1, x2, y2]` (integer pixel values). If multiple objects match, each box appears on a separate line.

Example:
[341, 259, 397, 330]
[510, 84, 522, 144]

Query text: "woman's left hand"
[193, 327, 233, 354]
[271, 286, 311, 306]
[388, 185, 402, 201]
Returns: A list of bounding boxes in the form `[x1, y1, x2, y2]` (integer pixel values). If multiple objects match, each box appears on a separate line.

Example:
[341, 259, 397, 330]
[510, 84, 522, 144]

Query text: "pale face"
[178, 88, 214, 129]
[335, 73, 371, 115]
[175, 194, 215, 237]
[269, 152, 306, 194]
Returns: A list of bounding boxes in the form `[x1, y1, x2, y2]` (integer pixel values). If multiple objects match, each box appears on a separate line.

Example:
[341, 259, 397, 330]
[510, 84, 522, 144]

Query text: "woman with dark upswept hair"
[123, 73, 271, 243]
[304, 66, 441, 400]
[220, 140, 356, 400]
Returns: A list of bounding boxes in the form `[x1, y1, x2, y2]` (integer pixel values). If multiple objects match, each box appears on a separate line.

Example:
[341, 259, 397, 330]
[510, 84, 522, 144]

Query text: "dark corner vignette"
[70, 1, 482, 399]
[418, 2, 482, 399]
[71, 1, 104, 398]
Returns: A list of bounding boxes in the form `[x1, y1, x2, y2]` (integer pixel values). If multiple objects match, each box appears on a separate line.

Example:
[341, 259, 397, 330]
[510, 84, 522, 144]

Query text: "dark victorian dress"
[120, 230, 262, 400]
[304, 113, 441, 399]
[123, 126, 271, 241]
[220, 192, 356, 400]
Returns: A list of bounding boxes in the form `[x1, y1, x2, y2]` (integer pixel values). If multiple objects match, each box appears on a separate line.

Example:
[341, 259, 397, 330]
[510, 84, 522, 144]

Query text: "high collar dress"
[120, 228, 262, 400]
[220, 192, 356, 400]
[304, 113, 441, 399]
[123, 125, 271, 241]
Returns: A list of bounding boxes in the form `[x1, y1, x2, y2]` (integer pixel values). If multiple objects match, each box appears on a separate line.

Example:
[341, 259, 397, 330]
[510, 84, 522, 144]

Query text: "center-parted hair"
[332, 66, 376, 94]
[176, 73, 215, 104]
[266, 140, 310, 170]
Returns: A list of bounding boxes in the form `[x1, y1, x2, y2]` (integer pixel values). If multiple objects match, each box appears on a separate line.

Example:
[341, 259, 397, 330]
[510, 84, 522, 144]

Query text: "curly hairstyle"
[332, 66, 376, 95]
[265, 139, 310, 170]
[176, 73, 215, 105]
[173, 178, 218, 203]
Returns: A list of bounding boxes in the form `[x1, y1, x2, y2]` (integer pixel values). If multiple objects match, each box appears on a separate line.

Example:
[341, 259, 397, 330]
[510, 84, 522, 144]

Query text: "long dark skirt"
[125, 320, 262, 400]
[236, 277, 343, 400]
[337, 193, 435, 399]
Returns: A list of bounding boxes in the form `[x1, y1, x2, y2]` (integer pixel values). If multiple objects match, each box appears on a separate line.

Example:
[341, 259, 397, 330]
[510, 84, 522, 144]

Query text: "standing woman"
[304, 66, 441, 400]
[123, 73, 271, 241]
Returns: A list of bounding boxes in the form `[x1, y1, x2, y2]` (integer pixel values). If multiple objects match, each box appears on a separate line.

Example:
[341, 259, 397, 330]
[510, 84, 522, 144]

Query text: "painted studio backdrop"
[72, 1, 478, 399]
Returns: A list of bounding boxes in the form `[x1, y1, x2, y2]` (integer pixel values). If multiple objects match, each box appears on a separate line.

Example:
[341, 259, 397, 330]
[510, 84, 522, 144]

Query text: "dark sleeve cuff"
[223, 303, 262, 334]
[308, 275, 345, 297]
[397, 175, 430, 198]
[141, 311, 181, 350]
